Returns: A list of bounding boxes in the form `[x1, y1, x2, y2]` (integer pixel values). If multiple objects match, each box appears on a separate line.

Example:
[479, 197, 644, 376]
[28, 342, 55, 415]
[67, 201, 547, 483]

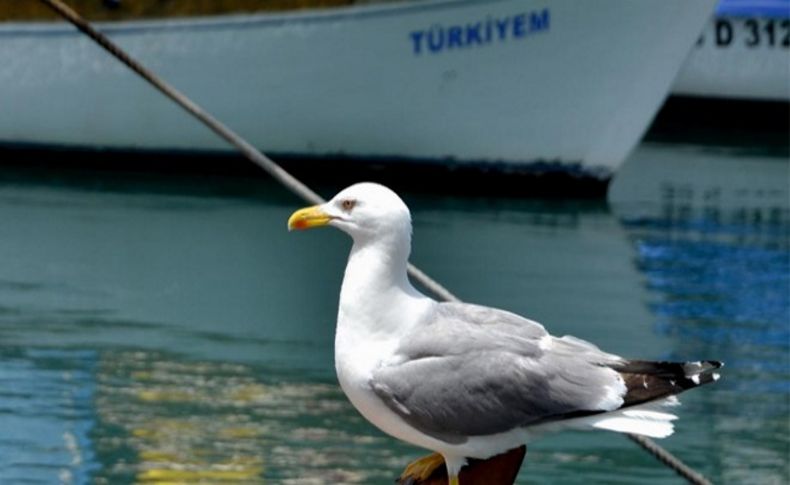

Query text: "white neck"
[331, 231, 434, 443]
[335, 233, 433, 362]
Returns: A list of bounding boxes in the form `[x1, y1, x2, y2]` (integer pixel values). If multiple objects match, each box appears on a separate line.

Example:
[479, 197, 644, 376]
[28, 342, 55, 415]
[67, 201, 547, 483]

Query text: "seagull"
[287, 182, 721, 485]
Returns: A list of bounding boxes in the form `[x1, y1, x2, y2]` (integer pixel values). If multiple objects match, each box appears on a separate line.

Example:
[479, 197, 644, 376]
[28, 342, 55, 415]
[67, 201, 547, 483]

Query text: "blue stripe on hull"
[717, 0, 790, 18]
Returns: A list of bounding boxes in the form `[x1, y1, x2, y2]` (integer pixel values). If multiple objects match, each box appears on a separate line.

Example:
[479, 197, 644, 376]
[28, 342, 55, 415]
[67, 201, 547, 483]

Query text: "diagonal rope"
[36, 1, 712, 483]
[627, 434, 712, 485]
[37, 0, 324, 207]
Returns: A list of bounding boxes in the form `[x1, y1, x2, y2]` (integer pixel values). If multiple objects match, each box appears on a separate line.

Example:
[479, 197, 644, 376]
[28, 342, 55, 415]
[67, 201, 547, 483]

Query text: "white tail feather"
[589, 397, 680, 439]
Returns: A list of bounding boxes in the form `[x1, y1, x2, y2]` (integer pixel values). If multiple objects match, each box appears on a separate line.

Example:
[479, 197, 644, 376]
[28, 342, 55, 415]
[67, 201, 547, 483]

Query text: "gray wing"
[370, 302, 624, 444]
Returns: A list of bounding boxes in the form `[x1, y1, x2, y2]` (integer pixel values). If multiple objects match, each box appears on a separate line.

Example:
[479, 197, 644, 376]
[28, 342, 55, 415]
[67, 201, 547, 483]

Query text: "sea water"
[0, 142, 786, 484]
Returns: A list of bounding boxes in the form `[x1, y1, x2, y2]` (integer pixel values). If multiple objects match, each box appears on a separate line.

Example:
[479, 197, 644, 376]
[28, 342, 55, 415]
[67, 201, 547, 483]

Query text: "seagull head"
[288, 182, 412, 246]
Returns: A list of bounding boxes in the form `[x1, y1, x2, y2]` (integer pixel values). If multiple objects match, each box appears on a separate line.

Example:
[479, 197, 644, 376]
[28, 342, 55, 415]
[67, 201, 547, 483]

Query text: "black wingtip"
[682, 360, 724, 383]
[613, 359, 723, 407]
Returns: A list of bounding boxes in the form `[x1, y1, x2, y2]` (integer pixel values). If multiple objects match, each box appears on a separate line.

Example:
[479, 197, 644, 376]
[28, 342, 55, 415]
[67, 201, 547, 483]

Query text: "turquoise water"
[0, 142, 787, 484]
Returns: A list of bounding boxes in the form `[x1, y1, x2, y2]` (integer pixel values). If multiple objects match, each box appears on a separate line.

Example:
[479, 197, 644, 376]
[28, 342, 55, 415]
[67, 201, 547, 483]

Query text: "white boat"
[672, 0, 790, 101]
[0, 0, 716, 177]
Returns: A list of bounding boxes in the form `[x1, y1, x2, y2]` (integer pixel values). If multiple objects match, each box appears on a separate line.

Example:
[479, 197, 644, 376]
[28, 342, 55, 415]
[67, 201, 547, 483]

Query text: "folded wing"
[370, 302, 627, 443]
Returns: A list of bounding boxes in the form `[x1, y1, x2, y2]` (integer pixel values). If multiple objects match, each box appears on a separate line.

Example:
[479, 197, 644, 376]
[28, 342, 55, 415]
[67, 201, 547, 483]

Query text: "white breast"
[334, 303, 449, 452]
[334, 334, 423, 444]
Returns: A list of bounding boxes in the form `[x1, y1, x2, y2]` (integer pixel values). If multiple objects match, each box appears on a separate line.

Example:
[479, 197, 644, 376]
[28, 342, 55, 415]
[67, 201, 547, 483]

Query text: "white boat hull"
[672, 1, 790, 101]
[0, 0, 715, 175]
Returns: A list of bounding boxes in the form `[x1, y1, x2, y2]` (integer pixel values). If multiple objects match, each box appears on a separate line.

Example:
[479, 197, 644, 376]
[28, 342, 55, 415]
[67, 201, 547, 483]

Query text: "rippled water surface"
[0, 143, 787, 484]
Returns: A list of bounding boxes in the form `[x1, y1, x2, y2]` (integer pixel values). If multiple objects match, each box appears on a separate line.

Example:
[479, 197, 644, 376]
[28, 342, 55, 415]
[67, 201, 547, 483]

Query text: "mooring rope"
[36, 1, 713, 483]
[628, 434, 712, 485]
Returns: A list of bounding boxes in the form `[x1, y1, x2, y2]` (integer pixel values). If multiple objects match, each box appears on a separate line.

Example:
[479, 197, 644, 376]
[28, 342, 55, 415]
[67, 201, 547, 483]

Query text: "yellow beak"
[288, 205, 332, 231]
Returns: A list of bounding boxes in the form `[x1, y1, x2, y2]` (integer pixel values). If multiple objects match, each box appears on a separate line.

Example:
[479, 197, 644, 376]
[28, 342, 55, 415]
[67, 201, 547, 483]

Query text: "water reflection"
[0, 167, 660, 484]
[0, 348, 99, 484]
[0, 145, 787, 483]
[610, 143, 790, 483]
[0, 346, 424, 484]
[93, 349, 429, 484]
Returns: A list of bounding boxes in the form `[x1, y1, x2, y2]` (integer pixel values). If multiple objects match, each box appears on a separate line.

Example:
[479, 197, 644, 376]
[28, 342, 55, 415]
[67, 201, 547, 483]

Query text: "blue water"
[0, 142, 787, 484]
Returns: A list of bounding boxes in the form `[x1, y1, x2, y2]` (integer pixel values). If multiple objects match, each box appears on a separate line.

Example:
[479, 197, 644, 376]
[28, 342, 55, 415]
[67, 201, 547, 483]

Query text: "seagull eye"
[341, 199, 356, 212]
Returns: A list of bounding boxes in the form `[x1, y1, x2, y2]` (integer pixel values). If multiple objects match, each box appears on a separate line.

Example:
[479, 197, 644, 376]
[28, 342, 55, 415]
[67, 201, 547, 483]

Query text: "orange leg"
[397, 446, 527, 485]
[398, 452, 447, 484]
